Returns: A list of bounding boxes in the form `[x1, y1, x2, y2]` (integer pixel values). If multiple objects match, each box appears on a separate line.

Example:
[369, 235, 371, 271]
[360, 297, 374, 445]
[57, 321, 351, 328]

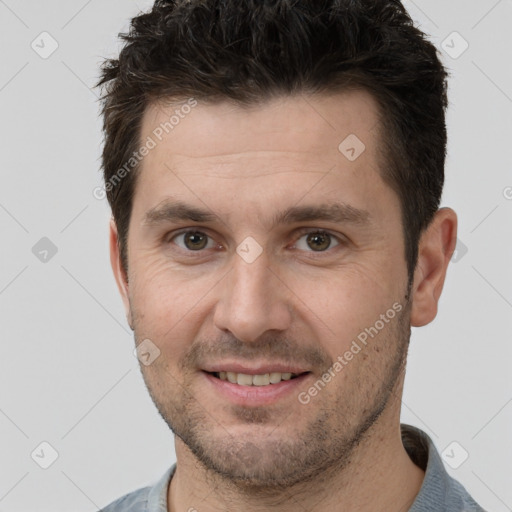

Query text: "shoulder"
[98, 466, 175, 512]
[447, 478, 487, 512]
[401, 424, 487, 512]
[99, 485, 151, 512]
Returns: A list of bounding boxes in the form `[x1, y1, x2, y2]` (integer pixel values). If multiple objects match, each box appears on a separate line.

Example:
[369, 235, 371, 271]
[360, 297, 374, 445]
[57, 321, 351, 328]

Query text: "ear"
[410, 207, 458, 327]
[109, 218, 133, 329]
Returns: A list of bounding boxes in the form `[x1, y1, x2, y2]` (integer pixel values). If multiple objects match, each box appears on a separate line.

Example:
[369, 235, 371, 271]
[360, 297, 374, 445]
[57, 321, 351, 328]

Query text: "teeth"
[269, 372, 282, 384]
[237, 373, 253, 386]
[216, 371, 298, 386]
[252, 374, 270, 386]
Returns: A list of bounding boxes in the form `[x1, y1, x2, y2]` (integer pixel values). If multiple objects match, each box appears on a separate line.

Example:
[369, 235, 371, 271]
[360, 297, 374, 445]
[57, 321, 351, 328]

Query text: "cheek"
[286, 262, 404, 354]
[128, 253, 219, 340]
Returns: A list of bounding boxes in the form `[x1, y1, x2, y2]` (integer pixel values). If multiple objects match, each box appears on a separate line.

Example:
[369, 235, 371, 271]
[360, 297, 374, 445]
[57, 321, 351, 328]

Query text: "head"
[99, 0, 456, 491]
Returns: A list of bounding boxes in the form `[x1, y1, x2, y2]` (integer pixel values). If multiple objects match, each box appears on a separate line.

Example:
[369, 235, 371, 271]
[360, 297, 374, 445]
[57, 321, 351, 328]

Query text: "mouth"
[202, 367, 312, 406]
[207, 371, 305, 387]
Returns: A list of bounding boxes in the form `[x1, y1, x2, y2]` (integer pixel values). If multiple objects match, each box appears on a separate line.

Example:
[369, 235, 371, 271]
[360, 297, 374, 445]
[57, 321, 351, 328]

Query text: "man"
[97, 0, 486, 510]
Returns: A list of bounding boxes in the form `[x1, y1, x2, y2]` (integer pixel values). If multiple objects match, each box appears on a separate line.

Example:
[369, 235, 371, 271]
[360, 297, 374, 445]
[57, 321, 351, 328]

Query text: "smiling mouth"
[208, 371, 307, 386]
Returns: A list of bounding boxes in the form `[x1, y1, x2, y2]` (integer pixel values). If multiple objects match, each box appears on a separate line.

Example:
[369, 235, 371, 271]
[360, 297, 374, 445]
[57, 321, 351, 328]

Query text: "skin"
[110, 90, 457, 511]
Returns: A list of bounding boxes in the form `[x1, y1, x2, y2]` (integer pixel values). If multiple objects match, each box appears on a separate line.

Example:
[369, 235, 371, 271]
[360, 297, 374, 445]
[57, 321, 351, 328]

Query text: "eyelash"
[166, 228, 345, 257]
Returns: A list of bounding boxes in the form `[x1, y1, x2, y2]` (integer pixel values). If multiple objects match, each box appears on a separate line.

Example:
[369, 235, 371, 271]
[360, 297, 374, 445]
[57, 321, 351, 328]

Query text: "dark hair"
[98, 0, 448, 282]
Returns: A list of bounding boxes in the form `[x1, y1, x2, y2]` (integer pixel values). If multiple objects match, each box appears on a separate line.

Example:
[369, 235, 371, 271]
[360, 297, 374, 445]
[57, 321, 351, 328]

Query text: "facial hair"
[135, 297, 411, 494]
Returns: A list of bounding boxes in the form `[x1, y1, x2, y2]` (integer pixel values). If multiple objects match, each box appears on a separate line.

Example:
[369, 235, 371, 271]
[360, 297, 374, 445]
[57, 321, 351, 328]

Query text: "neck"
[168, 401, 424, 512]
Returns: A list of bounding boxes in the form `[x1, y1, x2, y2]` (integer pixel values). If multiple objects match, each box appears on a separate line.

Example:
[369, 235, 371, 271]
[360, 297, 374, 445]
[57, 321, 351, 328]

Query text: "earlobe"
[410, 208, 458, 327]
[109, 218, 133, 329]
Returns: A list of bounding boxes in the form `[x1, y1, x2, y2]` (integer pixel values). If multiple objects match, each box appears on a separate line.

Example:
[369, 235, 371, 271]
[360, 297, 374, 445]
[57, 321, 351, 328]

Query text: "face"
[114, 91, 415, 489]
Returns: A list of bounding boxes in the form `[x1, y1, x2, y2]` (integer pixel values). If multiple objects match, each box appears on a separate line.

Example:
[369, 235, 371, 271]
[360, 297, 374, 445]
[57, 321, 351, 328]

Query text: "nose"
[213, 250, 292, 343]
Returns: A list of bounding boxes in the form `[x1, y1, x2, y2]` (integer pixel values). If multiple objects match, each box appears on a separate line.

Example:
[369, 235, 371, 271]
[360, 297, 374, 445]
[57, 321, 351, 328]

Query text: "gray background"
[0, 0, 511, 510]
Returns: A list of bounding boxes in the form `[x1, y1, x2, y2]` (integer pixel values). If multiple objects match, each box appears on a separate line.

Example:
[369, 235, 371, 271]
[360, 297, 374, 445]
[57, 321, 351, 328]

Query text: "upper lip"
[202, 362, 310, 375]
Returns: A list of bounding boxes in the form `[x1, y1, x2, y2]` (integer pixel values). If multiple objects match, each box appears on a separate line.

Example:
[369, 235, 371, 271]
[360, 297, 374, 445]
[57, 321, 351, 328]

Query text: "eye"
[294, 230, 340, 252]
[171, 230, 217, 251]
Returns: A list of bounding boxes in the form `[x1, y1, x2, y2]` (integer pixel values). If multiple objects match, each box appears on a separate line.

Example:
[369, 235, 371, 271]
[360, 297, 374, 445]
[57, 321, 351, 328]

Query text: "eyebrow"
[143, 199, 371, 229]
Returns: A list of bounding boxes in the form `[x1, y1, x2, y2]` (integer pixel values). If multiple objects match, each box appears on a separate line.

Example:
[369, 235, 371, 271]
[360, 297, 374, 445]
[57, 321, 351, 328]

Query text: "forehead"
[140, 90, 382, 167]
[132, 90, 397, 230]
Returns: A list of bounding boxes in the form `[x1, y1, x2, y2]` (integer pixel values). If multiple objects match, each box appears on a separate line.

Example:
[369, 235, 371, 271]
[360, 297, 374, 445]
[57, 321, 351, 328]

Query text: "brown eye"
[184, 232, 208, 250]
[306, 232, 331, 251]
[172, 231, 214, 251]
[295, 231, 340, 252]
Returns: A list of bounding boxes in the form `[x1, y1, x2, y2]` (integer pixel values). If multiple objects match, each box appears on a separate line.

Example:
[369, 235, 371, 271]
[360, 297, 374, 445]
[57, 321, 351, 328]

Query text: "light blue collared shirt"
[99, 424, 486, 511]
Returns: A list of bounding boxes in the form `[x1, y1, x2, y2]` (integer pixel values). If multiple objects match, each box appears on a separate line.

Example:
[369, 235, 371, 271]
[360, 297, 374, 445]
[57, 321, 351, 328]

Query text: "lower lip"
[202, 371, 311, 406]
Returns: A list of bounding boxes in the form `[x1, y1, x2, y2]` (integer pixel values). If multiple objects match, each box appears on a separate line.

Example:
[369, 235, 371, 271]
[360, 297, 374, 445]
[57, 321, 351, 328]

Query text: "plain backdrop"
[0, 1, 511, 510]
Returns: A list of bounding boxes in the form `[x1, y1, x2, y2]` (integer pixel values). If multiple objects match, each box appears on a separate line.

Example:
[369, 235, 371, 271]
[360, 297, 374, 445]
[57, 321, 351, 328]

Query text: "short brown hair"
[98, 0, 448, 282]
